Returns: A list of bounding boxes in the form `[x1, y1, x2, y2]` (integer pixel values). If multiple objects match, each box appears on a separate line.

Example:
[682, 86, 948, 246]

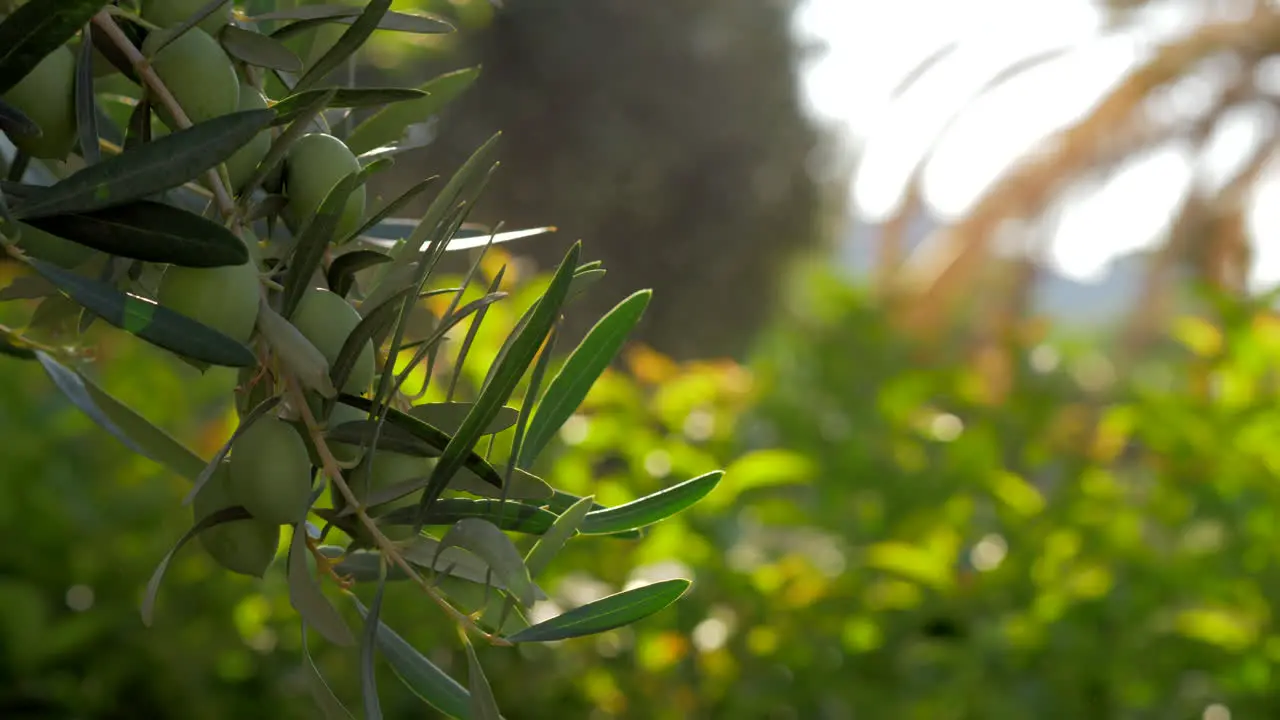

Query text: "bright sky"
[793, 0, 1280, 291]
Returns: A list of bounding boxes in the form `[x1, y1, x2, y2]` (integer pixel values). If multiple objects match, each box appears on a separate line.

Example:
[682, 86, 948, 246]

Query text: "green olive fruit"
[141, 0, 232, 37]
[283, 133, 366, 241]
[193, 461, 281, 577]
[290, 287, 375, 395]
[222, 82, 272, 191]
[228, 416, 313, 525]
[12, 223, 94, 268]
[1, 45, 76, 159]
[142, 25, 239, 128]
[157, 259, 260, 345]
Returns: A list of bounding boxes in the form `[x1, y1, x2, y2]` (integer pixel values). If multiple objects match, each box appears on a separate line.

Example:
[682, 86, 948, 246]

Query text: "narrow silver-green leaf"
[581, 471, 723, 535]
[15, 109, 275, 218]
[288, 522, 356, 647]
[520, 290, 651, 467]
[327, 249, 392, 298]
[352, 597, 476, 720]
[346, 67, 481, 156]
[463, 638, 502, 720]
[360, 564, 387, 720]
[449, 464, 552, 502]
[36, 351, 151, 460]
[259, 302, 338, 398]
[263, 6, 453, 40]
[0, 0, 107, 95]
[505, 579, 691, 644]
[380, 499, 557, 536]
[0, 97, 38, 138]
[270, 87, 427, 126]
[413, 243, 580, 523]
[142, 506, 252, 626]
[22, 200, 249, 268]
[79, 369, 209, 482]
[28, 259, 256, 367]
[336, 394, 506, 491]
[293, 0, 391, 94]
[437, 518, 535, 607]
[74, 24, 101, 165]
[219, 24, 303, 72]
[525, 495, 594, 578]
[302, 622, 357, 720]
[408, 403, 518, 437]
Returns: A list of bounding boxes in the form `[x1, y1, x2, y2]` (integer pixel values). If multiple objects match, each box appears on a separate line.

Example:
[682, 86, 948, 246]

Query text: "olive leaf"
[410, 244, 579, 527]
[22, 200, 250, 268]
[302, 621, 357, 720]
[351, 597, 479, 720]
[270, 87, 427, 127]
[219, 24, 303, 72]
[27, 259, 256, 367]
[142, 506, 253, 627]
[327, 249, 392, 298]
[74, 23, 100, 165]
[258, 301, 338, 398]
[578, 471, 723, 535]
[0, 97, 38, 138]
[524, 495, 595, 579]
[287, 522, 355, 647]
[379, 499, 559, 536]
[463, 637, 502, 720]
[407, 403, 519, 437]
[346, 67, 480, 156]
[435, 518, 536, 607]
[520, 290, 652, 467]
[15, 109, 275, 218]
[505, 579, 692, 644]
[262, 5, 453, 41]
[359, 563, 387, 720]
[292, 0, 391, 94]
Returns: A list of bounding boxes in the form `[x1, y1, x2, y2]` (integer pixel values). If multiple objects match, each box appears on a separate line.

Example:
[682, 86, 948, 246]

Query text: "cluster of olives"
[2, 1, 406, 577]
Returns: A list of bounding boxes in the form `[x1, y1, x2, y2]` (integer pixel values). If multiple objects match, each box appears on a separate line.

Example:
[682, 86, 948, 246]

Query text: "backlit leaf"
[345, 67, 480, 156]
[505, 579, 691, 643]
[28, 259, 256, 367]
[580, 471, 722, 535]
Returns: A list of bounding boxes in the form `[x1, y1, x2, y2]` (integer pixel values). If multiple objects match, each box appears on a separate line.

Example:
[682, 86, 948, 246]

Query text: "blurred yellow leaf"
[712, 449, 815, 508]
[988, 470, 1045, 517]
[1175, 607, 1259, 652]
[1173, 315, 1223, 358]
[624, 344, 678, 386]
[865, 541, 953, 592]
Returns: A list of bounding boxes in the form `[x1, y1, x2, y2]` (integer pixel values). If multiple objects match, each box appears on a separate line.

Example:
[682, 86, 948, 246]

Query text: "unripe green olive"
[12, 222, 94, 268]
[290, 287, 375, 395]
[157, 259, 260, 345]
[141, 0, 233, 36]
[1, 45, 76, 159]
[283, 133, 366, 241]
[224, 82, 272, 191]
[142, 25, 239, 128]
[193, 461, 281, 577]
[228, 416, 313, 525]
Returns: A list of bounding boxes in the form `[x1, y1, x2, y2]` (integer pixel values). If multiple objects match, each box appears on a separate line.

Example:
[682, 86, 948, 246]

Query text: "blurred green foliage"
[10, 249, 1280, 718]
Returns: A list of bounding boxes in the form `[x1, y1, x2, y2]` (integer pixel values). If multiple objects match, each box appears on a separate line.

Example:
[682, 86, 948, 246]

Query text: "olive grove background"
[6, 0, 1280, 718]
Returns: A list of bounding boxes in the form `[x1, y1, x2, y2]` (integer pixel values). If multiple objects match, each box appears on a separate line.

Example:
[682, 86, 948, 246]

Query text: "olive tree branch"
[90, 11, 237, 220]
[283, 375, 511, 646]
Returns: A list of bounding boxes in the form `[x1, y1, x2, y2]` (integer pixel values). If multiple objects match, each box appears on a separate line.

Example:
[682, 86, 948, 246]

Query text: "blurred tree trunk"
[381, 0, 825, 360]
